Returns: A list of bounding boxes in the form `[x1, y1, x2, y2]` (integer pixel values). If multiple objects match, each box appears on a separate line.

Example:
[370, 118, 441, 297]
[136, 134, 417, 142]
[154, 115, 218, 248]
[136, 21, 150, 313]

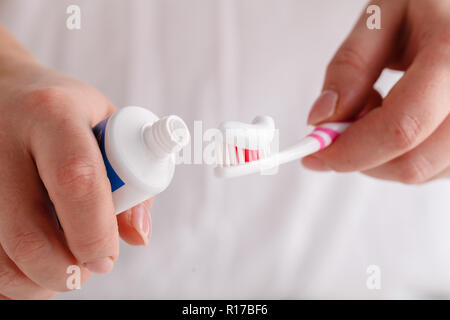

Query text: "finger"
[431, 166, 450, 181]
[117, 199, 153, 246]
[30, 109, 119, 274]
[357, 88, 383, 119]
[312, 46, 450, 172]
[0, 244, 56, 299]
[363, 116, 450, 184]
[0, 146, 90, 292]
[307, 0, 407, 125]
[302, 89, 381, 171]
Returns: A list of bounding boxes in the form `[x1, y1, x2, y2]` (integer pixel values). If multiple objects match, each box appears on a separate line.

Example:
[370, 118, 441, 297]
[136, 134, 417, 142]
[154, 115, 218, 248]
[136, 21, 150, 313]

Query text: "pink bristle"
[243, 149, 261, 162]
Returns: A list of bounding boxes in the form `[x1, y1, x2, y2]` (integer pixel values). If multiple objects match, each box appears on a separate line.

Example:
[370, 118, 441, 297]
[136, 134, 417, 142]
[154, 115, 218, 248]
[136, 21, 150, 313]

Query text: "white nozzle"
[143, 115, 190, 157]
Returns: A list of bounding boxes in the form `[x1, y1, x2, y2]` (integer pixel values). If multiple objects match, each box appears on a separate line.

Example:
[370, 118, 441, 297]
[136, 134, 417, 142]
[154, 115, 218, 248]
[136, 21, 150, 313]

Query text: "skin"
[0, 26, 152, 299]
[303, 0, 450, 184]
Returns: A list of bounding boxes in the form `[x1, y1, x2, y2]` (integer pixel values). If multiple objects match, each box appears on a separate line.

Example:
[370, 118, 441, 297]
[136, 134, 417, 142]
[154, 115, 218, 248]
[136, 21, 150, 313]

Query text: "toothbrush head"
[214, 116, 276, 178]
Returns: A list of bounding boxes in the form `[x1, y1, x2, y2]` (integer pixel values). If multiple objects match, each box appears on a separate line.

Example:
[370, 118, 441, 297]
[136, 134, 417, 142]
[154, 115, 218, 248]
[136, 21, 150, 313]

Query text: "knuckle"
[328, 45, 368, 75]
[399, 155, 433, 185]
[23, 87, 69, 114]
[21, 87, 75, 131]
[390, 113, 423, 150]
[8, 231, 50, 264]
[54, 157, 103, 200]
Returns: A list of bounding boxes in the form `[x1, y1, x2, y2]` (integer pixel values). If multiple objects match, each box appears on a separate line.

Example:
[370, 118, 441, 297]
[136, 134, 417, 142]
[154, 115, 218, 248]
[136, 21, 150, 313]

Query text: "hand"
[0, 36, 152, 299]
[303, 0, 450, 184]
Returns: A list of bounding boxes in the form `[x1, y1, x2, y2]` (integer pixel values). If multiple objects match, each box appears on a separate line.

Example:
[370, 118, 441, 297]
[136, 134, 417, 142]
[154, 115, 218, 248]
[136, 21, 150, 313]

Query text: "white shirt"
[1, 0, 450, 299]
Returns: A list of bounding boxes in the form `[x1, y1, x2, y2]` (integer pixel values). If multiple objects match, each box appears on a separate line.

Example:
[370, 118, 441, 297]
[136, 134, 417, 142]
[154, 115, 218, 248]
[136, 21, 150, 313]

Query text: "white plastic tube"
[93, 106, 190, 214]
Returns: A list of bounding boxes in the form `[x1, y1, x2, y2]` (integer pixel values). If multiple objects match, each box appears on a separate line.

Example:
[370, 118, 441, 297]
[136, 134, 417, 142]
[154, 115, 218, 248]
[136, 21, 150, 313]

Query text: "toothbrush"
[214, 116, 352, 179]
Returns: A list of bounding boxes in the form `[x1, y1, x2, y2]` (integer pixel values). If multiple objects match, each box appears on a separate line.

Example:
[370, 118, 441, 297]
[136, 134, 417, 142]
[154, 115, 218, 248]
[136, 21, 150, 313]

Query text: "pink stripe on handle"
[315, 127, 341, 142]
[308, 133, 326, 149]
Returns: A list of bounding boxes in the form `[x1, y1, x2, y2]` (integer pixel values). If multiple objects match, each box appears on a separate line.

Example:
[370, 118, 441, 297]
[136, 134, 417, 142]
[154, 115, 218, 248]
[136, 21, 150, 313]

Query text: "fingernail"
[301, 156, 330, 171]
[132, 203, 151, 245]
[85, 257, 114, 274]
[307, 90, 338, 125]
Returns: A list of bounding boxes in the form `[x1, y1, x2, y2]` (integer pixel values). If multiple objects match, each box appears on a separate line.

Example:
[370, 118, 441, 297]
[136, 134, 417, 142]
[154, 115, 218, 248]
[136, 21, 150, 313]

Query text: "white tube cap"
[143, 115, 190, 157]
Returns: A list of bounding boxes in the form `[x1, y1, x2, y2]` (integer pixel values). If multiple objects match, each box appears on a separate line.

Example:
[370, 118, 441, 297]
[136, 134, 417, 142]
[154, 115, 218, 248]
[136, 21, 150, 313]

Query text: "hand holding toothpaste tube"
[0, 26, 153, 299]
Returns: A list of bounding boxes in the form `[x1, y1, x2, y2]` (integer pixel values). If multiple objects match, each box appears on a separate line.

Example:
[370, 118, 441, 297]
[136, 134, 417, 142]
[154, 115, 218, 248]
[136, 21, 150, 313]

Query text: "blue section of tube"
[93, 116, 125, 192]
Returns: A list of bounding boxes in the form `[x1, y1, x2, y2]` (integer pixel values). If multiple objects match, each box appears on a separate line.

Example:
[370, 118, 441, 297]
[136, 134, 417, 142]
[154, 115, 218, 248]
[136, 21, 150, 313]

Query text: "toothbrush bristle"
[222, 148, 262, 166]
[221, 145, 268, 167]
[237, 147, 244, 164]
[244, 149, 250, 162]
[217, 115, 275, 168]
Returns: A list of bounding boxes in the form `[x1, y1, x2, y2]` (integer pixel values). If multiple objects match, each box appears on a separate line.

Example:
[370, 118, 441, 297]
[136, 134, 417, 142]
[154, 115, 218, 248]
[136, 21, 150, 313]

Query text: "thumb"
[307, 0, 406, 125]
[117, 198, 154, 246]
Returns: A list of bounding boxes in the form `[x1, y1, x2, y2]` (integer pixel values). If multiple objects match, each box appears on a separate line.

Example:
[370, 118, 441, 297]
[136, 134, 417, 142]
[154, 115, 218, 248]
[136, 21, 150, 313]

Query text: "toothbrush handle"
[307, 121, 352, 150]
[275, 121, 352, 166]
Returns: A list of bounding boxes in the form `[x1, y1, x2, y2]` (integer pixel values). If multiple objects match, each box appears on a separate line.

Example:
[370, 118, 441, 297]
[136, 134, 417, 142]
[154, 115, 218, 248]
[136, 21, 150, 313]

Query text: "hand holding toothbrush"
[302, 0, 450, 184]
